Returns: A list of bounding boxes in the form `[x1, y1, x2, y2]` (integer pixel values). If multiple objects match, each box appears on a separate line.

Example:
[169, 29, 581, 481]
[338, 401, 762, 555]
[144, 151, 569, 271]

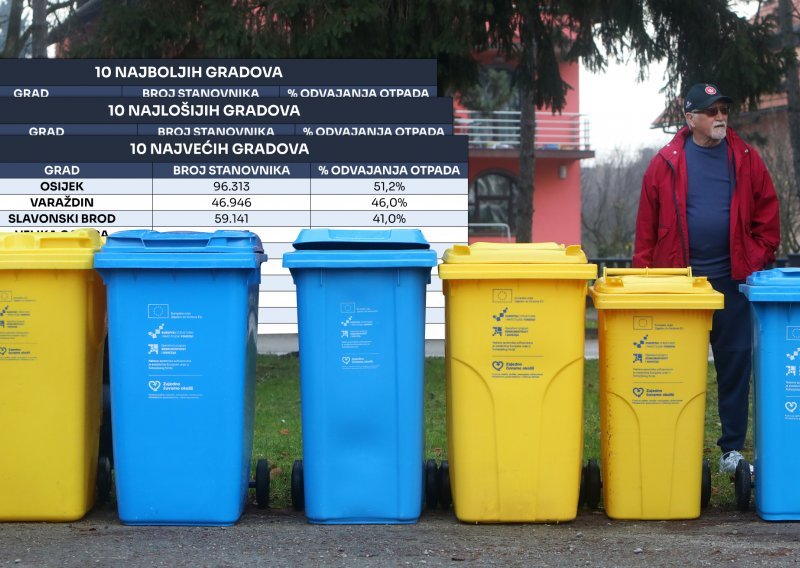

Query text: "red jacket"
[633, 127, 780, 280]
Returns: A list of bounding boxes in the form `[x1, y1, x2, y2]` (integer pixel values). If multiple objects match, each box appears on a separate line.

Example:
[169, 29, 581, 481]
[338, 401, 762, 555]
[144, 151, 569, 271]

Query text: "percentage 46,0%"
[371, 197, 407, 208]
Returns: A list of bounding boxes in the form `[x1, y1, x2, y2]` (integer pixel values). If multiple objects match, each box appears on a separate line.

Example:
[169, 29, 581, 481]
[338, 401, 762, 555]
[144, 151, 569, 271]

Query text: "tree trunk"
[779, 0, 800, 202]
[2, 0, 24, 57]
[517, 82, 535, 243]
[516, 11, 536, 243]
[31, 0, 48, 57]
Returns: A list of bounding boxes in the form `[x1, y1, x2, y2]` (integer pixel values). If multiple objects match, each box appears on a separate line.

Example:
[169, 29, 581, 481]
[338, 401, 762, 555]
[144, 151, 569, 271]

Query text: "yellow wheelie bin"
[589, 268, 723, 519]
[438, 242, 596, 522]
[0, 229, 107, 521]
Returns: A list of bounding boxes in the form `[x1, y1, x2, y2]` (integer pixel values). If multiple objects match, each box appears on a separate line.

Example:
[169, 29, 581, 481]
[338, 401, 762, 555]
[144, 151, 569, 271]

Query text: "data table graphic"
[0, 60, 466, 337]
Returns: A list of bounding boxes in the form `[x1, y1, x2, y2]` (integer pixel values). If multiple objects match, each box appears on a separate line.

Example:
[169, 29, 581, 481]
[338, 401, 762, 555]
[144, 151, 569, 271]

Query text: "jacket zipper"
[665, 157, 689, 266]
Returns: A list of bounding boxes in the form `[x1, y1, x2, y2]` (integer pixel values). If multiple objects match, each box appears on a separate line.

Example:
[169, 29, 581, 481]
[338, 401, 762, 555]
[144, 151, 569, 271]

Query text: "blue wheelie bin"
[741, 268, 800, 519]
[95, 230, 267, 526]
[283, 229, 437, 524]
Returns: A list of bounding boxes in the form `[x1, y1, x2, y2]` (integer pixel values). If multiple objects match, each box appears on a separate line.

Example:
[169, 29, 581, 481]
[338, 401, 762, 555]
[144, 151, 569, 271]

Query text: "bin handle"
[603, 267, 693, 278]
[38, 235, 93, 249]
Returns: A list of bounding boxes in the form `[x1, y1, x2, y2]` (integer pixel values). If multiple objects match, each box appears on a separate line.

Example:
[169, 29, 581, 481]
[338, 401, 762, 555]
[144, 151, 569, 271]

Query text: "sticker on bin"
[339, 300, 381, 370]
[784, 344, 800, 421]
[144, 308, 203, 400]
[148, 304, 170, 319]
[490, 357, 542, 379]
[0, 345, 34, 360]
[630, 385, 683, 405]
[0, 300, 32, 339]
[630, 324, 678, 381]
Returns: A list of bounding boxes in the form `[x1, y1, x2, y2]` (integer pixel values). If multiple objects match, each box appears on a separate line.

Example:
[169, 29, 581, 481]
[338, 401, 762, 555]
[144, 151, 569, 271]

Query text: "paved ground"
[3, 505, 800, 567]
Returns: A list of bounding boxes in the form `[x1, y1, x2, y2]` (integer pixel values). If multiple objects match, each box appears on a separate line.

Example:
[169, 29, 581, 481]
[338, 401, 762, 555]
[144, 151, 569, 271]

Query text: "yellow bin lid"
[0, 229, 103, 270]
[439, 242, 597, 280]
[589, 268, 724, 310]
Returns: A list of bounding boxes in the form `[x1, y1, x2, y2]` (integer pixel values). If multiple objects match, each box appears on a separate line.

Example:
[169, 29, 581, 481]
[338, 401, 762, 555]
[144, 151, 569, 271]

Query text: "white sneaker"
[719, 450, 746, 474]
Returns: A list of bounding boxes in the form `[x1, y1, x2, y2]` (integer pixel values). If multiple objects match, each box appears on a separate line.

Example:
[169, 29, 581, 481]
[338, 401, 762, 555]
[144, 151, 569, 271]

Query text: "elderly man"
[633, 83, 780, 473]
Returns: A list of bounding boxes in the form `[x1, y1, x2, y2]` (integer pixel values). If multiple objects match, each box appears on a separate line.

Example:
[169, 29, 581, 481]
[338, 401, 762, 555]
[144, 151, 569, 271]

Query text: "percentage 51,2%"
[373, 181, 406, 192]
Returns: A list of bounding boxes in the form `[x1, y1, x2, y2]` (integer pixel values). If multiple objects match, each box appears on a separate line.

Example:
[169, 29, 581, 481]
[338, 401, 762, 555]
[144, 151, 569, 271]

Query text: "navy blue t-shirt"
[685, 137, 734, 278]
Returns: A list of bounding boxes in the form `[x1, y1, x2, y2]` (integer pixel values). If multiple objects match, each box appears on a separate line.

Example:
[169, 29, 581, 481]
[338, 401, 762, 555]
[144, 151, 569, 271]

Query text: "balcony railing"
[454, 109, 591, 151]
[468, 223, 513, 241]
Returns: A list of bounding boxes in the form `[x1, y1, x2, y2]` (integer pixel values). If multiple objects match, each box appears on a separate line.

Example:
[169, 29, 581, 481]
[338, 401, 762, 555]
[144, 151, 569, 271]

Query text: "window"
[469, 173, 518, 232]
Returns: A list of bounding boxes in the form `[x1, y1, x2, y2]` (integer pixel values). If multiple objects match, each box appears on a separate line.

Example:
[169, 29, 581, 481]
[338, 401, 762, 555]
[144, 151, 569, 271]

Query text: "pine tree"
[70, 0, 792, 242]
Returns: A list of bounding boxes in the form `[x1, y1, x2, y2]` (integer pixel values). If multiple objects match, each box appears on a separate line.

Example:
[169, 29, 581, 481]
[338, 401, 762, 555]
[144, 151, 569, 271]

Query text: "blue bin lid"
[740, 268, 800, 302]
[94, 230, 267, 269]
[283, 229, 437, 268]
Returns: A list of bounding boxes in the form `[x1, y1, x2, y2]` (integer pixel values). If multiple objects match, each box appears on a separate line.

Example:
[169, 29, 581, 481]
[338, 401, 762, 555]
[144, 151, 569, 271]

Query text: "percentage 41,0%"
[372, 213, 407, 225]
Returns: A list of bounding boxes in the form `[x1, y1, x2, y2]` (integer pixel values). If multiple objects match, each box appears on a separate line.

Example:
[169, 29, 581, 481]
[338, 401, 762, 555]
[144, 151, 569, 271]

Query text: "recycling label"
[145, 303, 203, 400]
[629, 315, 683, 405]
[488, 287, 541, 379]
[490, 357, 543, 380]
[338, 301, 381, 372]
[782, 325, 800, 421]
[0, 289, 37, 362]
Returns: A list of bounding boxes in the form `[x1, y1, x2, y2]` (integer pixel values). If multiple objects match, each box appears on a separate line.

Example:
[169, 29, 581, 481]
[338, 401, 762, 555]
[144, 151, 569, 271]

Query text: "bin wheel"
[734, 459, 752, 511]
[96, 455, 112, 504]
[255, 459, 270, 509]
[291, 460, 304, 511]
[425, 459, 439, 509]
[438, 460, 452, 510]
[585, 459, 602, 510]
[701, 459, 711, 509]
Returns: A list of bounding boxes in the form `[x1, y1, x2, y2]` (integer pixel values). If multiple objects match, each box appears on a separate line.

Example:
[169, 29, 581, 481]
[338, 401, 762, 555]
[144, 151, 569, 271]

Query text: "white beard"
[710, 123, 727, 140]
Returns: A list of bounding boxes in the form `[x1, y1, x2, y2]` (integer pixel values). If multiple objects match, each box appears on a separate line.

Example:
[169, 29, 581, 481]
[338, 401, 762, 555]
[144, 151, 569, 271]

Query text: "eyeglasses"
[691, 105, 730, 117]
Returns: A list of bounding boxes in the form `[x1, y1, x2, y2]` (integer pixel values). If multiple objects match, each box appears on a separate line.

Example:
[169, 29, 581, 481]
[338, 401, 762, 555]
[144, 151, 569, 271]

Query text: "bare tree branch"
[581, 148, 656, 258]
[47, 0, 76, 13]
[760, 121, 800, 254]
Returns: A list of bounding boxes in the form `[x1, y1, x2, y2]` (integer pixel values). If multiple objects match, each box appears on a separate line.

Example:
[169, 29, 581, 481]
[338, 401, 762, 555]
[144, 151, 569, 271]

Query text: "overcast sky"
[579, 1, 758, 163]
[579, 59, 672, 162]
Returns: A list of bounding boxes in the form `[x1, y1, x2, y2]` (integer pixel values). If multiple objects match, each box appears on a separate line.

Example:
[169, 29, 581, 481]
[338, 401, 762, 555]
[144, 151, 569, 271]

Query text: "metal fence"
[588, 257, 793, 273]
[453, 109, 591, 150]
[467, 223, 512, 241]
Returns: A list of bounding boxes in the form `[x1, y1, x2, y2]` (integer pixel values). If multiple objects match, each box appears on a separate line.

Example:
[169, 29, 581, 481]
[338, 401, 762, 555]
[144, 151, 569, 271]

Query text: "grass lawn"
[253, 355, 750, 511]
